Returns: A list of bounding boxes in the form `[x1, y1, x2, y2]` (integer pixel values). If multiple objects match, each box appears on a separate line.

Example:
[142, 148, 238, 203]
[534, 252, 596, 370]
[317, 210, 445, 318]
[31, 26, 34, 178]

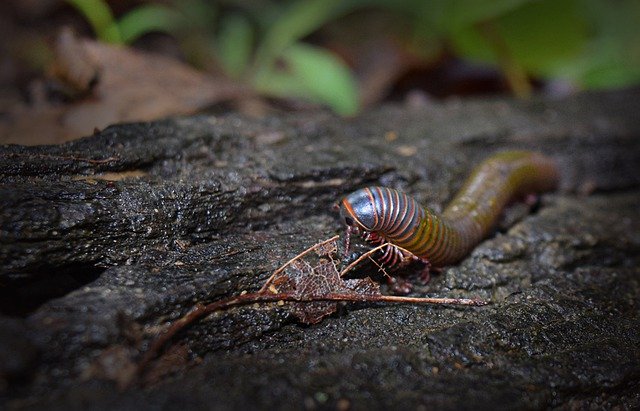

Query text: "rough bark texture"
[1, 90, 639, 410]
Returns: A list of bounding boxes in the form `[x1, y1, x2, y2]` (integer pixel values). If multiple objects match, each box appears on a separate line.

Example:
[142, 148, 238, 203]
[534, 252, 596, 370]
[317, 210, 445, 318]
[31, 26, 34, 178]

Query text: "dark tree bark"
[1, 90, 640, 410]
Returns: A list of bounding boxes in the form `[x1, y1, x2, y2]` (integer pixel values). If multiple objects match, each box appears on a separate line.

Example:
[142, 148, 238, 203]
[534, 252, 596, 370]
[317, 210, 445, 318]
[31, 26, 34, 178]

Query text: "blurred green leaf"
[563, 0, 640, 88]
[451, 0, 588, 75]
[500, 0, 587, 73]
[65, 0, 122, 43]
[582, 63, 640, 89]
[171, 0, 217, 31]
[217, 13, 254, 78]
[447, 0, 531, 28]
[253, 0, 344, 68]
[116, 5, 184, 44]
[413, 0, 531, 34]
[255, 43, 359, 115]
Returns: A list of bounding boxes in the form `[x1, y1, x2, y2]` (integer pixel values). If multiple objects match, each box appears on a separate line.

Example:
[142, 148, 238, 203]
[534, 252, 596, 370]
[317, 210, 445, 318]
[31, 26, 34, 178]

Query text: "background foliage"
[56, 0, 640, 114]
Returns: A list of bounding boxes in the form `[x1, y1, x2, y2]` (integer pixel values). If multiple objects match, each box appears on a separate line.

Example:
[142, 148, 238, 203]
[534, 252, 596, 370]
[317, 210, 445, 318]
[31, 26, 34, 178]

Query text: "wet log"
[1, 90, 639, 409]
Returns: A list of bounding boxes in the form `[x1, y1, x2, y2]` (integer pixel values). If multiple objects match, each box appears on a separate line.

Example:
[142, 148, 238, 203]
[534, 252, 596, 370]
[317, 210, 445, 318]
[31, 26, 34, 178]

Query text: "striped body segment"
[339, 151, 560, 267]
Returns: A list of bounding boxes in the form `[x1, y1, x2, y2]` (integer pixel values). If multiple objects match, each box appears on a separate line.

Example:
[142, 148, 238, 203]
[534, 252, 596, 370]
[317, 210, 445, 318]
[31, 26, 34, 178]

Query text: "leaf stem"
[477, 20, 532, 98]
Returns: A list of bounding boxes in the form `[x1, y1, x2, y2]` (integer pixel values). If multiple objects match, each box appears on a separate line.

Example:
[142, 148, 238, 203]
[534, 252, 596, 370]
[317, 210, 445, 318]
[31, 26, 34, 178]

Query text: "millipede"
[338, 151, 560, 278]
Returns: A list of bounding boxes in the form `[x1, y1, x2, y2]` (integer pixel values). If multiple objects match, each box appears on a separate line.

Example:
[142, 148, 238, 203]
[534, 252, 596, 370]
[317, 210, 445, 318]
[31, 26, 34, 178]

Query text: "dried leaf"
[343, 277, 381, 296]
[135, 236, 487, 383]
[49, 27, 99, 94]
[282, 259, 344, 324]
[0, 29, 249, 145]
[314, 238, 338, 257]
[272, 254, 381, 324]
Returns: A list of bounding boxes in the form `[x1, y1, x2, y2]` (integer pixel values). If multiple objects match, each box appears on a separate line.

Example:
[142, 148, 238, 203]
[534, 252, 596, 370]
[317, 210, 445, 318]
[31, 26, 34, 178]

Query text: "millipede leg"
[343, 225, 352, 257]
[379, 243, 394, 264]
[380, 243, 406, 266]
[387, 276, 414, 295]
[414, 256, 433, 284]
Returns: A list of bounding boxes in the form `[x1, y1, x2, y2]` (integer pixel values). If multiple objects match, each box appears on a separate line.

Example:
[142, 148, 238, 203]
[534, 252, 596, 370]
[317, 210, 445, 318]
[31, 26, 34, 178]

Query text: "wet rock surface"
[1, 91, 639, 409]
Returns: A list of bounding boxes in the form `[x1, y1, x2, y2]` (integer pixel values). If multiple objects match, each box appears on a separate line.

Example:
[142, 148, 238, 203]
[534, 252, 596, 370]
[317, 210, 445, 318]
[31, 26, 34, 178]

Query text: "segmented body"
[339, 151, 560, 267]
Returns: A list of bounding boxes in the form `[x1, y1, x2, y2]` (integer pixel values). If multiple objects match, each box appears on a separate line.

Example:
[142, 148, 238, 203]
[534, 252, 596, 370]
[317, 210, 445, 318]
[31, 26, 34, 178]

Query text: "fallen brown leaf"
[132, 235, 487, 387]
[1, 28, 249, 145]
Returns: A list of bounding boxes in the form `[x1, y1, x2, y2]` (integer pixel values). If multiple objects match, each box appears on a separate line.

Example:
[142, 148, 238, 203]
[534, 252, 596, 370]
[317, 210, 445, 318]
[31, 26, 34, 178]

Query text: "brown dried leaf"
[135, 236, 486, 381]
[314, 238, 338, 257]
[1, 29, 249, 145]
[274, 256, 381, 324]
[343, 277, 381, 296]
[49, 27, 99, 94]
[276, 259, 339, 324]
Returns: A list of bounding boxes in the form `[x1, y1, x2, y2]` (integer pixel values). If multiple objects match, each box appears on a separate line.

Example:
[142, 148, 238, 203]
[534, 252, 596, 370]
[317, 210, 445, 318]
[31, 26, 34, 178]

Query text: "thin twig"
[339, 243, 388, 277]
[136, 288, 488, 378]
[367, 254, 391, 279]
[135, 235, 489, 386]
[339, 242, 418, 277]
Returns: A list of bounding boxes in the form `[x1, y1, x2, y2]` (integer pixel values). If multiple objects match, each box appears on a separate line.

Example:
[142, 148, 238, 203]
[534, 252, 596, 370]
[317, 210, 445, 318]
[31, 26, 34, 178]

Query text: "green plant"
[216, 0, 362, 115]
[66, 0, 362, 115]
[219, 0, 639, 103]
[66, 0, 640, 113]
[66, 0, 184, 44]
[406, 0, 640, 95]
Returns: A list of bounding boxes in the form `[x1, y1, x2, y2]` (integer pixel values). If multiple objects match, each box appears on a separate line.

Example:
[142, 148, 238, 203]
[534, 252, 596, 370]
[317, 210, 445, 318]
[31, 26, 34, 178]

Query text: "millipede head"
[338, 188, 377, 231]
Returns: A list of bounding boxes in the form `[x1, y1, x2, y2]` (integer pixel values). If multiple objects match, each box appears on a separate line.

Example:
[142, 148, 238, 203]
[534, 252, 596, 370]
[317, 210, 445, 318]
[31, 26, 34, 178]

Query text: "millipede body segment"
[338, 151, 560, 267]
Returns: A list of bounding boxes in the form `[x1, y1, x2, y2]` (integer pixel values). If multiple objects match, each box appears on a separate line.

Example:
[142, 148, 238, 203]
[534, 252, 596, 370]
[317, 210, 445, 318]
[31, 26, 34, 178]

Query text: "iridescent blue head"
[339, 188, 377, 231]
